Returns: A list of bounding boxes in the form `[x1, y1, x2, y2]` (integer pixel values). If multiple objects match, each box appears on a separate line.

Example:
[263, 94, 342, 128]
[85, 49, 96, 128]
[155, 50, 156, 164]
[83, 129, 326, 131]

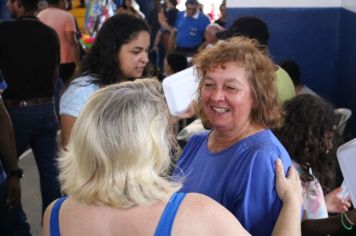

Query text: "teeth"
[212, 106, 228, 113]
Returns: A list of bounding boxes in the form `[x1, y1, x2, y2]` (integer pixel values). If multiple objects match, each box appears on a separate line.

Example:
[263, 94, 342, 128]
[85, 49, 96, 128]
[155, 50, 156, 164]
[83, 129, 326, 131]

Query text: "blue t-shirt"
[175, 11, 210, 49]
[174, 129, 292, 236]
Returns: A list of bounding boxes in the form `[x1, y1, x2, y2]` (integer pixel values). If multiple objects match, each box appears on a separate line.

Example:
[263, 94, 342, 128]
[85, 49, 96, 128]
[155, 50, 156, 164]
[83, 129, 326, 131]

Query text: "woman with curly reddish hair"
[173, 37, 293, 236]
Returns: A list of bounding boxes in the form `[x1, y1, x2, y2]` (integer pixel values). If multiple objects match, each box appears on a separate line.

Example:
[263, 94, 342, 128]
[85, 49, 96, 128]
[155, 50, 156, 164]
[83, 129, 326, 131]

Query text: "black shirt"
[165, 8, 178, 27]
[0, 16, 60, 100]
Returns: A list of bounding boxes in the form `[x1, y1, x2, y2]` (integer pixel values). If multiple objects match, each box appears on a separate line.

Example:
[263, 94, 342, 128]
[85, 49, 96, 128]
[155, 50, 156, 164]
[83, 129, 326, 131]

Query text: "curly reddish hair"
[193, 36, 283, 129]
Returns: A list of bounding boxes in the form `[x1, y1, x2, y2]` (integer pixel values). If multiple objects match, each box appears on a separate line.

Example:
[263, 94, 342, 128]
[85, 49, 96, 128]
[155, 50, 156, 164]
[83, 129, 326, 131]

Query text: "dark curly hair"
[274, 94, 338, 183]
[81, 14, 150, 86]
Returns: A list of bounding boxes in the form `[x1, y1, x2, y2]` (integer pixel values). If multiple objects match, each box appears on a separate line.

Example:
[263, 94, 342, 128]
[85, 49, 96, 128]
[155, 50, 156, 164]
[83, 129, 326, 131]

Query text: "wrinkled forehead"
[203, 61, 253, 85]
[204, 61, 247, 73]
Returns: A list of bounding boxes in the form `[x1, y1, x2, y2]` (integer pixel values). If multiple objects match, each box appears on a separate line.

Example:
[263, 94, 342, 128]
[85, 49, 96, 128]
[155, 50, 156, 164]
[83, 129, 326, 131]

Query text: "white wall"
[227, 0, 341, 8]
[227, 0, 356, 13]
[342, 0, 356, 12]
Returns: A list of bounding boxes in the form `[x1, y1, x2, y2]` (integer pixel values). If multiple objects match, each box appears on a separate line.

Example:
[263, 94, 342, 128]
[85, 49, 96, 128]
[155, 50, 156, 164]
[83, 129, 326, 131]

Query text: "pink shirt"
[38, 8, 77, 64]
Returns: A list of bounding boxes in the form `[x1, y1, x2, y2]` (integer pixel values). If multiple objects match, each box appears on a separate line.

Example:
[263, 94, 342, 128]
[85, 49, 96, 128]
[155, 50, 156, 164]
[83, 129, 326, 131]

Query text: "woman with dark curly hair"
[173, 37, 293, 236]
[60, 14, 150, 147]
[275, 94, 356, 235]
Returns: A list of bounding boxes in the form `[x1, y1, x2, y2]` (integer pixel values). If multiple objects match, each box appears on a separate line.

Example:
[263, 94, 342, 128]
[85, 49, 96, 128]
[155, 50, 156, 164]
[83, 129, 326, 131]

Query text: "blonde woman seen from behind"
[42, 79, 302, 236]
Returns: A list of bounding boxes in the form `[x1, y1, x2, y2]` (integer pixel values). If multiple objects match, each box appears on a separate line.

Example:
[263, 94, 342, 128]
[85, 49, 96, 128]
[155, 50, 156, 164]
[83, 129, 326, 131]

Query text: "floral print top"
[293, 161, 329, 219]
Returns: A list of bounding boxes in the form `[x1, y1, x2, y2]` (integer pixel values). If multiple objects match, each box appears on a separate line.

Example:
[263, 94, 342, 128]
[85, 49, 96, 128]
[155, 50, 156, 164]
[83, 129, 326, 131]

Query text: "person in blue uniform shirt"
[173, 0, 210, 56]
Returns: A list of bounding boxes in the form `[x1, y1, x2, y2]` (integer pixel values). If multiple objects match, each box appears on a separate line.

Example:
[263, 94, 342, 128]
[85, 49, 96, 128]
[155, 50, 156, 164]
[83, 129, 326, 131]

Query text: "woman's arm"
[167, 28, 177, 52]
[151, 30, 162, 52]
[301, 210, 356, 236]
[60, 114, 76, 149]
[0, 97, 21, 208]
[59, 77, 98, 148]
[272, 159, 303, 236]
[158, 10, 173, 32]
[325, 187, 351, 213]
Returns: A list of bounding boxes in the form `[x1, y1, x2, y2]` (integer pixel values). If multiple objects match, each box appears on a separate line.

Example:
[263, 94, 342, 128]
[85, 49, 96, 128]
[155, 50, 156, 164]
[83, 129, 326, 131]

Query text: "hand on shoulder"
[275, 159, 303, 206]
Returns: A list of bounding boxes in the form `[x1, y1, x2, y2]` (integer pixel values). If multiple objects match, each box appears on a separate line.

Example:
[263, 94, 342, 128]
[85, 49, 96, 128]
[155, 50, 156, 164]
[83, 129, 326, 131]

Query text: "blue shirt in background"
[174, 10, 210, 49]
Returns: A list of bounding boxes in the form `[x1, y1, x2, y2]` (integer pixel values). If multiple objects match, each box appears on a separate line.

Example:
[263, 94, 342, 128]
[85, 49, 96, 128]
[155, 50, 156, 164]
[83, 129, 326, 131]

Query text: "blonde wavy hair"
[59, 78, 181, 208]
[194, 36, 283, 129]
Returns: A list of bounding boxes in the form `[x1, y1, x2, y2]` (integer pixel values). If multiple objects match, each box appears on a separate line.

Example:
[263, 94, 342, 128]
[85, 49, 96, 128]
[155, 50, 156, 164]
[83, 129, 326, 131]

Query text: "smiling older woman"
[174, 37, 293, 236]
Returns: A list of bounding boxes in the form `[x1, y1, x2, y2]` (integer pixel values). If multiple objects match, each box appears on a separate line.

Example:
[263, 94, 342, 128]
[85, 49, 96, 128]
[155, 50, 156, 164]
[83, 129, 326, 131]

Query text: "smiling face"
[201, 61, 254, 134]
[118, 31, 150, 80]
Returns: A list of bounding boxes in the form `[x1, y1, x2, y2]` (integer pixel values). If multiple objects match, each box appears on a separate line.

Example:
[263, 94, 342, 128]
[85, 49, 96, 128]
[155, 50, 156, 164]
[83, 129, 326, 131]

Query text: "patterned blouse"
[293, 161, 329, 219]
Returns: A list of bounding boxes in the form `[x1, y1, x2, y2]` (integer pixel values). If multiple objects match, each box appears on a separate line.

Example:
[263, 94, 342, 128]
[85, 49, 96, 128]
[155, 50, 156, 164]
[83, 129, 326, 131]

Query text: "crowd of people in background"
[0, 0, 355, 235]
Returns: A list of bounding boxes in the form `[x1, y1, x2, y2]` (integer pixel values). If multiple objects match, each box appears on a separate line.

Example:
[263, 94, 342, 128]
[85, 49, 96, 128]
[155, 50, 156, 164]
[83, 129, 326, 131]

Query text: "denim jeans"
[6, 103, 61, 213]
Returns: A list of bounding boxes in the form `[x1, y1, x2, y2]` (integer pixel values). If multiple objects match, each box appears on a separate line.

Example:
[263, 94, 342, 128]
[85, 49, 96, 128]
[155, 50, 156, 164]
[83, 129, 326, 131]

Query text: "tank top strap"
[50, 197, 68, 236]
[154, 192, 187, 236]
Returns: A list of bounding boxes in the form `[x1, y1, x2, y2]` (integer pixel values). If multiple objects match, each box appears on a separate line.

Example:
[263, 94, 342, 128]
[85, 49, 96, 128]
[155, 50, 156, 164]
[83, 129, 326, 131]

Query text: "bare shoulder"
[181, 192, 226, 213]
[173, 193, 250, 236]
[42, 200, 58, 236]
[181, 193, 241, 222]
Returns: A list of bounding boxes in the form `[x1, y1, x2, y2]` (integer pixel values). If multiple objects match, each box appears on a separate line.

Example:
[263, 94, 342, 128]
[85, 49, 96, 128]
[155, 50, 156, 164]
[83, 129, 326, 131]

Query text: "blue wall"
[337, 9, 356, 137]
[227, 7, 356, 138]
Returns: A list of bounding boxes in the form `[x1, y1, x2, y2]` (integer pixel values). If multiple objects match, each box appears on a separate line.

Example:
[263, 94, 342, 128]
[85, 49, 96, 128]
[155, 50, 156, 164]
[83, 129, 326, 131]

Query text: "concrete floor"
[20, 149, 42, 235]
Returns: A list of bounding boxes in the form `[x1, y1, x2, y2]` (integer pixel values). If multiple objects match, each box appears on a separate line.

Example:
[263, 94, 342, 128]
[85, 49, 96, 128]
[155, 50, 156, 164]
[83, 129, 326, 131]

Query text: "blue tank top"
[49, 192, 186, 236]
[49, 196, 67, 236]
[154, 192, 186, 236]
